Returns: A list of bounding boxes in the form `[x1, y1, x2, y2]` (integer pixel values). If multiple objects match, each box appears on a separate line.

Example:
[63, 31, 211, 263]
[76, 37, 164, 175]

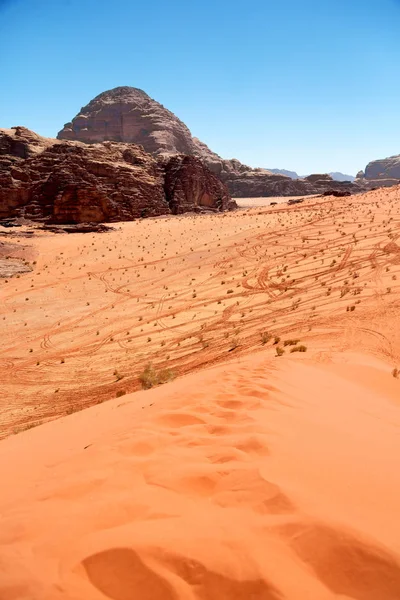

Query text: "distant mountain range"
[268, 169, 300, 179]
[268, 169, 355, 182]
[328, 172, 356, 182]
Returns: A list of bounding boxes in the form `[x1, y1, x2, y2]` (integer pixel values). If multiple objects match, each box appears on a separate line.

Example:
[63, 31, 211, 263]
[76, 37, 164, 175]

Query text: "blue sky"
[1, 0, 400, 175]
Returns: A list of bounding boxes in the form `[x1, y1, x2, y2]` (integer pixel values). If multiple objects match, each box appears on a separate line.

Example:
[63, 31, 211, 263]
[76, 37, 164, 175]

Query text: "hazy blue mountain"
[268, 168, 299, 179]
[328, 172, 355, 182]
[268, 169, 355, 182]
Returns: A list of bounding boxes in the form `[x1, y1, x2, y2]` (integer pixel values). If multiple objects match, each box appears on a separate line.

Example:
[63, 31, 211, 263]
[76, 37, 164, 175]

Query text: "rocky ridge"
[268, 169, 355, 182]
[356, 154, 400, 189]
[0, 126, 235, 224]
[58, 87, 364, 198]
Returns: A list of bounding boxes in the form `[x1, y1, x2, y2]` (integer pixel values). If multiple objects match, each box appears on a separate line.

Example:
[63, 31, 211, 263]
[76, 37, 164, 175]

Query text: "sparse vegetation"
[229, 337, 240, 351]
[261, 331, 271, 345]
[139, 363, 176, 389]
[290, 345, 307, 353]
[283, 339, 300, 347]
[113, 370, 124, 381]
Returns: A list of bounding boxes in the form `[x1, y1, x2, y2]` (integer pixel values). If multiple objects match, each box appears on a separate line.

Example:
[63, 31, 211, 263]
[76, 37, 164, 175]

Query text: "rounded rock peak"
[91, 86, 151, 103]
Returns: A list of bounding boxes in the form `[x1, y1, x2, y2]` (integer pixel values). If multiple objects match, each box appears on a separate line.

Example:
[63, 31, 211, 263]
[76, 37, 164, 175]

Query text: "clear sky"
[1, 0, 400, 175]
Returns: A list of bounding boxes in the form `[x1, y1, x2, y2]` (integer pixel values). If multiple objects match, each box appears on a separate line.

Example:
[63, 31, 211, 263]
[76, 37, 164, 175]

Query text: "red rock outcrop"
[58, 87, 194, 155]
[163, 155, 236, 214]
[364, 156, 400, 184]
[355, 155, 400, 189]
[224, 171, 361, 197]
[0, 127, 235, 223]
[58, 87, 365, 198]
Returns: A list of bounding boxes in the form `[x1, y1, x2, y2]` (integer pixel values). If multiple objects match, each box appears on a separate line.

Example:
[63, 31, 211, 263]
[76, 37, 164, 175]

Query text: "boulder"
[323, 190, 351, 197]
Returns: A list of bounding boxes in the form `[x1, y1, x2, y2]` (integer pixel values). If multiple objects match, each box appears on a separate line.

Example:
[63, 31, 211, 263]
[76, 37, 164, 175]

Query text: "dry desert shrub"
[261, 331, 271, 345]
[283, 339, 300, 347]
[290, 345, 307, 353]
[139, 363, 175, 390]
[229, 337, 240, 351]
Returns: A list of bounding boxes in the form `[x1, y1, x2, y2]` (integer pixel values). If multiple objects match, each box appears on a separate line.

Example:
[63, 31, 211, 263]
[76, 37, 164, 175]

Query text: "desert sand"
[236, 195, 315, 208]
[1, 187, 400, 598]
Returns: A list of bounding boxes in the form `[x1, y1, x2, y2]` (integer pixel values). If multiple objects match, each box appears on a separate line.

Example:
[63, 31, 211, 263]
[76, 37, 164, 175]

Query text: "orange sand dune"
[1, 350, 400, 599]
[1, 186, 400, 598]
[1, 186, 400, 437]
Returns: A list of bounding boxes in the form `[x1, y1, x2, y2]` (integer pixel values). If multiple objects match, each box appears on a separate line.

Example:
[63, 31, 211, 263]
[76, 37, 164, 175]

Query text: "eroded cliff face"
[58, 87, 197, 156]
[352, 155, 400, 189]
[0, 127, 235, 223]
[162, 155, 236, 214]
[365, 156, 400, 181]
[57, 86, 364, 198]
[221, 171, 361, 197]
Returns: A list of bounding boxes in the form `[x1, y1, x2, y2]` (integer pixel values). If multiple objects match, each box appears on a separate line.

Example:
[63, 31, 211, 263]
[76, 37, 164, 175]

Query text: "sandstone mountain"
[57, 87, 238, 177]
[0, 126, 235, 224]
[355, 154, 400, 189]
[58, 87, 363, 197]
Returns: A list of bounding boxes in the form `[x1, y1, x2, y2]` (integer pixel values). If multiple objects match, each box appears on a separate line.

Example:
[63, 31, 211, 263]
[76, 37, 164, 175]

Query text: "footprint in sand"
[206, 448, 246, 464]
[213, 469, 294, 514]
[215, 397, 247, 410]
[278, 521, 400, 600]
[234, 435, 270, 456]
[155, 412, 206, 428]
[80, 546, 281, 600]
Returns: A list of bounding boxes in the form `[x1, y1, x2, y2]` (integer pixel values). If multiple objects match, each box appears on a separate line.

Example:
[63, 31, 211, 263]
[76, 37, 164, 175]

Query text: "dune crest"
[1, 186, 400, 598]
[1, 352, 400, 599]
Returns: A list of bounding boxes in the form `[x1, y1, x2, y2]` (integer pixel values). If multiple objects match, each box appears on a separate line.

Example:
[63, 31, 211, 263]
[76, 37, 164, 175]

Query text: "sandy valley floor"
[1, 187, 400, 598]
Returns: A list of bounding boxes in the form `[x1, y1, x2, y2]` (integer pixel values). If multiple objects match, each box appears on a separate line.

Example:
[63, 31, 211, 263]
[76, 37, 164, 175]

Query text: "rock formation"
[328, 172, 355, 182]
[267, 169, 355, 182]
[162, 155, 234, 214]
[0, 126, 235, 224]
[267, 168, 300, 179]
[365, 156, 400, 180]
[355, 155, 400, 189]
[224, 171, 361, 197]
[304, 174, 333, 184]
[58, 87, 364, 198]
